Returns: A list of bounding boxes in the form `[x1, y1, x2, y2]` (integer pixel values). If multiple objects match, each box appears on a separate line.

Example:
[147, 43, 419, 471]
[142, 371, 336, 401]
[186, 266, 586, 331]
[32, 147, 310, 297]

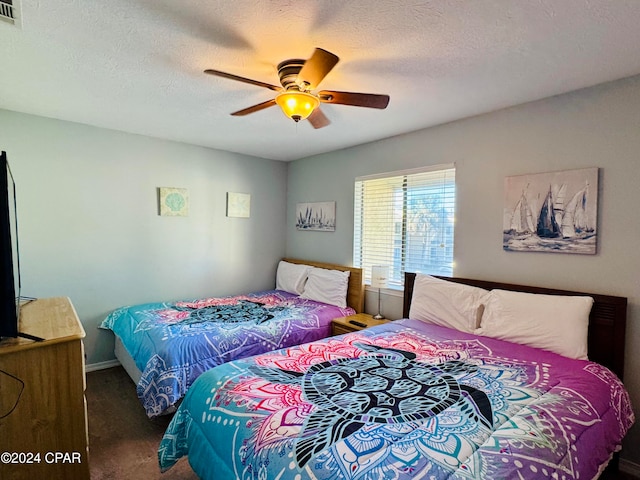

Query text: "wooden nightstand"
[331, 313, 390, 335]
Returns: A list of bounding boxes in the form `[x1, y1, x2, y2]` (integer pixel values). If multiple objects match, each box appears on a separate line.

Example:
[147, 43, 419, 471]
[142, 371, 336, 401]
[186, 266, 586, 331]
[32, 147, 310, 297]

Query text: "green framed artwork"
[159, 187, 189, 216]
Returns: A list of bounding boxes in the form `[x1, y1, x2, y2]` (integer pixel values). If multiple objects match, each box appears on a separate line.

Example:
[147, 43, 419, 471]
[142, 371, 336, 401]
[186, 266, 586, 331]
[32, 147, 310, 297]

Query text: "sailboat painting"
[296, 201, 336, 231]
[503, 167, 598, 254]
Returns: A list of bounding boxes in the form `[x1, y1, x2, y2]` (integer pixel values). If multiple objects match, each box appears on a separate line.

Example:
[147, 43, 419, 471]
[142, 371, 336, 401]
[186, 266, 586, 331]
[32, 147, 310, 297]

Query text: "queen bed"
[157, 272, 633, 479]
[100, 258, 364, 417]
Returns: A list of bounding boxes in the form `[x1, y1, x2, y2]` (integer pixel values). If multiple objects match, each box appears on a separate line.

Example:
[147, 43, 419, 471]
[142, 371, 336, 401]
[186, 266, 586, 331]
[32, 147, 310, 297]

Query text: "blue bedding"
[158, 320, 634, 479]
[100, 289, 354, 417]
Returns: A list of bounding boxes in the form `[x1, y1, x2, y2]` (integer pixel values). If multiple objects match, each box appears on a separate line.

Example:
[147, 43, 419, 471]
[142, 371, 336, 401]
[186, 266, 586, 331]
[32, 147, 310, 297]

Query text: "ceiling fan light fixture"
[275, 91, 320, 122]
[205, 47, 389, 129]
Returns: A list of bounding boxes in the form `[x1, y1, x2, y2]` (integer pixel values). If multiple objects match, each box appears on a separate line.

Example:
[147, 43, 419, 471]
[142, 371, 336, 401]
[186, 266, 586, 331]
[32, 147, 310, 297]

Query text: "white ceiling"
[2, 1, 640, 162]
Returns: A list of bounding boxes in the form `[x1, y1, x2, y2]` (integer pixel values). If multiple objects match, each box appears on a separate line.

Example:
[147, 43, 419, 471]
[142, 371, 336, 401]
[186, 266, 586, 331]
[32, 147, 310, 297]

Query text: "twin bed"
[100, 258, 364, 417]
[153, 272, 633, 480]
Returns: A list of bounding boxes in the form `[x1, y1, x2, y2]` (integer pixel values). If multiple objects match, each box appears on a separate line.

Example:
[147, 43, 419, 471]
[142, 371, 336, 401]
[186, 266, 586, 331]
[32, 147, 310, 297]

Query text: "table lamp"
[371, 265, 389, 320]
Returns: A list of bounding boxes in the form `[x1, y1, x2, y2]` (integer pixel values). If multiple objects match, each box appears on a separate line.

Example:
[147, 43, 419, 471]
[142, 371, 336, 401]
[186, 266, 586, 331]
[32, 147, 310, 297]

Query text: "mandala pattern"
[131, 293, 294, 334]
[233, 337, 546, 478]
[100, 290, 355, 417]
[173, 299, 288, 325]
[158, 321, 634, 480]
[248, 343, 493, 467]
[584, 362, 635, 429]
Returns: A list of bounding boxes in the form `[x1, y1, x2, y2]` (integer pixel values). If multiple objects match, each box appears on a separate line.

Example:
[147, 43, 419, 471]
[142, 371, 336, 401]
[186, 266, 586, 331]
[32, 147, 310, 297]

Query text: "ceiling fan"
[204, 48, 390, 129]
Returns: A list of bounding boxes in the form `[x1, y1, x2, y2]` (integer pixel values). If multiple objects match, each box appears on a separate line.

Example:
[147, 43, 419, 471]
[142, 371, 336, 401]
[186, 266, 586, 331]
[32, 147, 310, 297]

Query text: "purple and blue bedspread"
[100, 290, 354, 417]
[158, 319, 634, 479]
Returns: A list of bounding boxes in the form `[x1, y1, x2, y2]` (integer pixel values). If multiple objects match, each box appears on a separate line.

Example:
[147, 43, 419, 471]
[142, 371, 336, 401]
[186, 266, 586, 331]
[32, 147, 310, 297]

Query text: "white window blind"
[0, 0, 18, 26]
[354, 165, 456, 286]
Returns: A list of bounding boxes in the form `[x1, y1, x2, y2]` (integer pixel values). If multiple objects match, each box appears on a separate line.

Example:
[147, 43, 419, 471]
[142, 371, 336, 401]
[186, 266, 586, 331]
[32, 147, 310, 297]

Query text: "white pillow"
[300, 267, 350, 308]
[409, 274, 490, 334]
[476, 289, 594, 360]
[275, 261, 311, 295]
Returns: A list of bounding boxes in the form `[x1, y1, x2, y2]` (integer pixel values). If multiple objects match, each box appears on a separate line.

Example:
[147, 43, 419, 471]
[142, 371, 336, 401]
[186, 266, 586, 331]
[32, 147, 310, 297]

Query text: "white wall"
[0, 109, 288, 365]
[286, 75, 640, 465]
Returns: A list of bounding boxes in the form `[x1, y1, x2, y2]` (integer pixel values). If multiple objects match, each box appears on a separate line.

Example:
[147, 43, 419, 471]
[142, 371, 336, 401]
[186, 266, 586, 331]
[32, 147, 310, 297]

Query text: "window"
[354, 164, 456, 286]
[0, 0, 16, 24]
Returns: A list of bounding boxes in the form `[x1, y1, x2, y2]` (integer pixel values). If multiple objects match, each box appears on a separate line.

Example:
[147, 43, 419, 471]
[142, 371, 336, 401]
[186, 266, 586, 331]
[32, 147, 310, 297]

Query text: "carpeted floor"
[86, 366, 199, 480]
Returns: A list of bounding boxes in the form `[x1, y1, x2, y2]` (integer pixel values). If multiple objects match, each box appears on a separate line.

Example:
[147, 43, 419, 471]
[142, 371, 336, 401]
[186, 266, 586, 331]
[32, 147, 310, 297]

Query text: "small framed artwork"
[159, 187, 189, 216]
[503, 167, 598, 254]
[296, 201, 336, 231]
[227, 192, 251, 218]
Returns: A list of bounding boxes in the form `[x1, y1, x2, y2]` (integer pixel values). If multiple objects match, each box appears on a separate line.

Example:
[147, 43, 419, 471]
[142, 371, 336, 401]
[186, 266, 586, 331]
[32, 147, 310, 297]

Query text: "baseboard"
[620, 458, 640, 478]
[85, 359, 120, 373]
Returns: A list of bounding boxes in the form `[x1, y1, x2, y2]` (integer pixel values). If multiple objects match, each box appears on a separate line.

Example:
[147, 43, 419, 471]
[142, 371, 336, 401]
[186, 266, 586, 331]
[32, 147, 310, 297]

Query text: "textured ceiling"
[2, 1, 640, 161]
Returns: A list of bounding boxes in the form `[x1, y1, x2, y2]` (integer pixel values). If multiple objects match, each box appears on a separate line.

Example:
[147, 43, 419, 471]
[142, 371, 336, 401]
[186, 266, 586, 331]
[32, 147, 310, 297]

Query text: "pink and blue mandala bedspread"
[158, 319, 634, 480]
[100, 290, 354, 418]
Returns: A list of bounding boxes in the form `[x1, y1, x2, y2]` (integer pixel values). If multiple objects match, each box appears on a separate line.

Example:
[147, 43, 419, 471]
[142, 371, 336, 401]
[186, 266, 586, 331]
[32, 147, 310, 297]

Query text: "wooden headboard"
[282, 258, 365, 313]
[403, 272, 628, 380]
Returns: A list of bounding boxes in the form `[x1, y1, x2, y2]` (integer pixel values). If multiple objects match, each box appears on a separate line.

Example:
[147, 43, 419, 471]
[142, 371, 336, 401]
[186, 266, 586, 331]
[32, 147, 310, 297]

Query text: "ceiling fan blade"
[307, 108, 331, 129]
[318, 90, 390, 109]
[296, 48, 340, 90]
[204, 69, 281, 92]
[231, 99, 277, 116]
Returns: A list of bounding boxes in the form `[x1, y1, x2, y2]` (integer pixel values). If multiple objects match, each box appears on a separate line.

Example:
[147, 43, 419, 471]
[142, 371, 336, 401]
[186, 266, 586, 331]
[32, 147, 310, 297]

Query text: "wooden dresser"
[0, 297, 89, 480]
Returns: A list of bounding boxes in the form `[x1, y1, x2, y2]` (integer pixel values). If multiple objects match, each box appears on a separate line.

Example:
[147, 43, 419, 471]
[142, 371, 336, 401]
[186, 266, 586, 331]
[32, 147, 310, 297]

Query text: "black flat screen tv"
[0, 150, 19, 339]
[0, 151, 40, 341]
